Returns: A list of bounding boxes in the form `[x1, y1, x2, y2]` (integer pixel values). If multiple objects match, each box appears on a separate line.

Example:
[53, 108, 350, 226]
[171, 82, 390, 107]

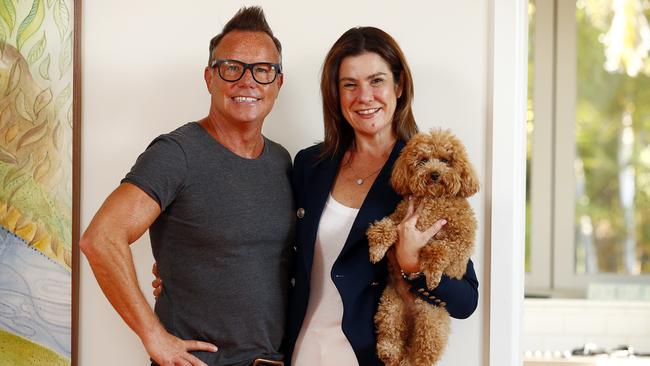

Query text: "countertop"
[524, 357, 650, 366]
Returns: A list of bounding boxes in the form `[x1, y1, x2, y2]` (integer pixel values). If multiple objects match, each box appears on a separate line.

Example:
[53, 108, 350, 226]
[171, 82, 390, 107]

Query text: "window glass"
[574, 0, 650, 275]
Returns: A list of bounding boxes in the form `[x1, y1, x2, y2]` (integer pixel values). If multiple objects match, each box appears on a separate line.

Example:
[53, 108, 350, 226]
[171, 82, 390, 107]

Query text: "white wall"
[80, 1, 493, 365]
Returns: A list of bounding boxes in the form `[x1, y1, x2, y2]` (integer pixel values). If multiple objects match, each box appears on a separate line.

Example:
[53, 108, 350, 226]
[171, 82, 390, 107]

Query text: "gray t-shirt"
[122, 122, 295, 366]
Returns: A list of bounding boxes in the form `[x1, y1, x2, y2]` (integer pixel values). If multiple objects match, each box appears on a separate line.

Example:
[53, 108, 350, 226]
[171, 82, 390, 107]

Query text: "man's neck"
[199, 116, 265, 159]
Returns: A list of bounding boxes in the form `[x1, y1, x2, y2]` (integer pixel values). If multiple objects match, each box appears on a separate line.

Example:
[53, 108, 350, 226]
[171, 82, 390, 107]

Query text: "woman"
[285, 27, 478, 365]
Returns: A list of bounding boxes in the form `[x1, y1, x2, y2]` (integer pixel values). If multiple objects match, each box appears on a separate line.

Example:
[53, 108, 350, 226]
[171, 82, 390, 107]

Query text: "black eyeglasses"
[210, 59, 282, 85]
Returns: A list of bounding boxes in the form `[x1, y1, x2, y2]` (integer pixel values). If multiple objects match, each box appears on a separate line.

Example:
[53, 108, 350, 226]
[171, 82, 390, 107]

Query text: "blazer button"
[297, 208, 305, 218]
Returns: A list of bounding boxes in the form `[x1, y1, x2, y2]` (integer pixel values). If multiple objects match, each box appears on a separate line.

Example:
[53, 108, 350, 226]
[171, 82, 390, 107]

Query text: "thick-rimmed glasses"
[210, 59, 282, 85]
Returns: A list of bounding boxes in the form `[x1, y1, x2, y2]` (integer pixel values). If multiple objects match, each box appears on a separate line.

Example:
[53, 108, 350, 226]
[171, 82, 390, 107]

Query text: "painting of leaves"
[0, 0, 74, 364]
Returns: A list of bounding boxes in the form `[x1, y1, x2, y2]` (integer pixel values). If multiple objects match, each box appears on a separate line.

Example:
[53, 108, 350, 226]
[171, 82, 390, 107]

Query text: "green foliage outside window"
[575, 0, 650, 274]
[526, 0, 650, 276]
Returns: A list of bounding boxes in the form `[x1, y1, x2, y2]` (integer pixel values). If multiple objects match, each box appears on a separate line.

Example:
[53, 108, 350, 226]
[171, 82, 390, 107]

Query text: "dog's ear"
[390, 150, 411, 195]
[450, 136, 480, 197]
[458, 161, 480, 197]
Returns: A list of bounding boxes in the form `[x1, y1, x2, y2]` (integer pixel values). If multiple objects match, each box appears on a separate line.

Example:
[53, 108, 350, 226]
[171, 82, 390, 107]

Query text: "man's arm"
[80, 183, 217, 366]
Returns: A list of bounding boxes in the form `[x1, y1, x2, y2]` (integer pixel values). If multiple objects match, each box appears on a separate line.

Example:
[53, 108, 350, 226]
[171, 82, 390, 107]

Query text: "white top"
[291, 195, 360, 366]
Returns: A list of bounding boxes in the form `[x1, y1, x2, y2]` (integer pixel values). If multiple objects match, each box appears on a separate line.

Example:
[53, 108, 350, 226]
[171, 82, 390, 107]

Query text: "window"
[526, 0, 650, 298]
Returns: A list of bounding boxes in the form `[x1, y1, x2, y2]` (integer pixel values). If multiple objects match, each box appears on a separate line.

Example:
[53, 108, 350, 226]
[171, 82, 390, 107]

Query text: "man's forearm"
[81, 230, 164, 345]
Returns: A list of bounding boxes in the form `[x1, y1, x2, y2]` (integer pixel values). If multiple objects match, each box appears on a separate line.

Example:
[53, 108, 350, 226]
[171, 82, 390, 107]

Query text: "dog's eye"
[419, 158, 429, 165]
[439, 158, 449, 164]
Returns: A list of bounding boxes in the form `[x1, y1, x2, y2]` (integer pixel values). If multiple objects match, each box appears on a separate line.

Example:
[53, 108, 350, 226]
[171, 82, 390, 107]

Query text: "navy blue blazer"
[284, 141, 479, 365]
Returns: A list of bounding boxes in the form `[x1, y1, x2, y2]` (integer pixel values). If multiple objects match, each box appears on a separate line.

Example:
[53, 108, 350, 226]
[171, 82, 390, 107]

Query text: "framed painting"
[0, 0, 80, 365]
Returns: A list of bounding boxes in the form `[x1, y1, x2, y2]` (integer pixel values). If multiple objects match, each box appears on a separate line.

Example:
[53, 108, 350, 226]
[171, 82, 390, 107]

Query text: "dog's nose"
[430, 172, 440, 181]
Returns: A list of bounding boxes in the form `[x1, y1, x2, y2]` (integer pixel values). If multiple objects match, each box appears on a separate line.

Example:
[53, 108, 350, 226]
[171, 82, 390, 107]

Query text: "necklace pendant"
[356, 178, 364, 185]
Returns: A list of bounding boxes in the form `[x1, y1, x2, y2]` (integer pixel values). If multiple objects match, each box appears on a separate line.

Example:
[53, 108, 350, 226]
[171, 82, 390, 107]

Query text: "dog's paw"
[367, 218, 398, 262]
[424, 269, 443, 290]
[369, 244, 390, 263]
[367, 218, 398, 244]
[377, 343, 404, 366]
[376, 335, 406, 366]
[446, 259, 469, 279]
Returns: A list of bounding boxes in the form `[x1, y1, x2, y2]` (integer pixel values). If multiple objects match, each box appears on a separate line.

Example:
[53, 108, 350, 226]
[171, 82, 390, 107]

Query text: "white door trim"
[485, 0, 528, 365]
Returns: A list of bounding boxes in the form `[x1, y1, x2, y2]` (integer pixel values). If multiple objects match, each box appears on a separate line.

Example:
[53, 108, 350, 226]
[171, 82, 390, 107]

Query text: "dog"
[367, 129, 479, 366]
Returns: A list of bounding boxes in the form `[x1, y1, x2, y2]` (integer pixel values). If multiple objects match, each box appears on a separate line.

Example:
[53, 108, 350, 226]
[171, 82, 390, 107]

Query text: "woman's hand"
[394, 197, 447, 273]
[151, 263, 163, 299]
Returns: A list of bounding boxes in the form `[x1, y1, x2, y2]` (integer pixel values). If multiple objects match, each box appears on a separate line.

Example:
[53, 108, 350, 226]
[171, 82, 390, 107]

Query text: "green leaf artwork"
[53, 0, 68, 40]
[38, 53, 50, 79]
[16, 0, 45, 51]
[66, 100, 71, 127]
[54, 82, 70, 110]
[58, 31, 70, 79]
[33, 87, 52, 116]
[27, 31, 45, 64]
[0, 0, 16, 32]
[0, 25, 6, 54]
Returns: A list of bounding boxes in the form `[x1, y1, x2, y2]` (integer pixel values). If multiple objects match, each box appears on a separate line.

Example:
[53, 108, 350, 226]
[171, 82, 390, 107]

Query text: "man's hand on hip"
[144, 328, 218, 366]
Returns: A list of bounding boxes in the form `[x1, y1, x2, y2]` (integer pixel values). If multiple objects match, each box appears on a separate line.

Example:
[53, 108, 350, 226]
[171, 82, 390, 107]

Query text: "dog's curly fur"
[367, 129, 479, 366]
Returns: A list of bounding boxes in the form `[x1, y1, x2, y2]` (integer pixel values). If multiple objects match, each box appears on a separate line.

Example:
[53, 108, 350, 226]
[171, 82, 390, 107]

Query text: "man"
[80, 7, 294, 366]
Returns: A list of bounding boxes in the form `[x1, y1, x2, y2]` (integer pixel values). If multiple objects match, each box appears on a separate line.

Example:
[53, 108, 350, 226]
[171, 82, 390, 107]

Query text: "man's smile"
[232, 96, 261, 103]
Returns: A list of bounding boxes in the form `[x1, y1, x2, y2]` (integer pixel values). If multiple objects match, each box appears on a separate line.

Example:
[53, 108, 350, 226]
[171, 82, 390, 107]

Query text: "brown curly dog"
[367, 129, 479, 366]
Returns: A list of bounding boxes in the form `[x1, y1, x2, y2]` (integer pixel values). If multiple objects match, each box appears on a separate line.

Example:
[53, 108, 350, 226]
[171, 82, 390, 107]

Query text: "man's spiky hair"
[208, 6, 282, 64]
